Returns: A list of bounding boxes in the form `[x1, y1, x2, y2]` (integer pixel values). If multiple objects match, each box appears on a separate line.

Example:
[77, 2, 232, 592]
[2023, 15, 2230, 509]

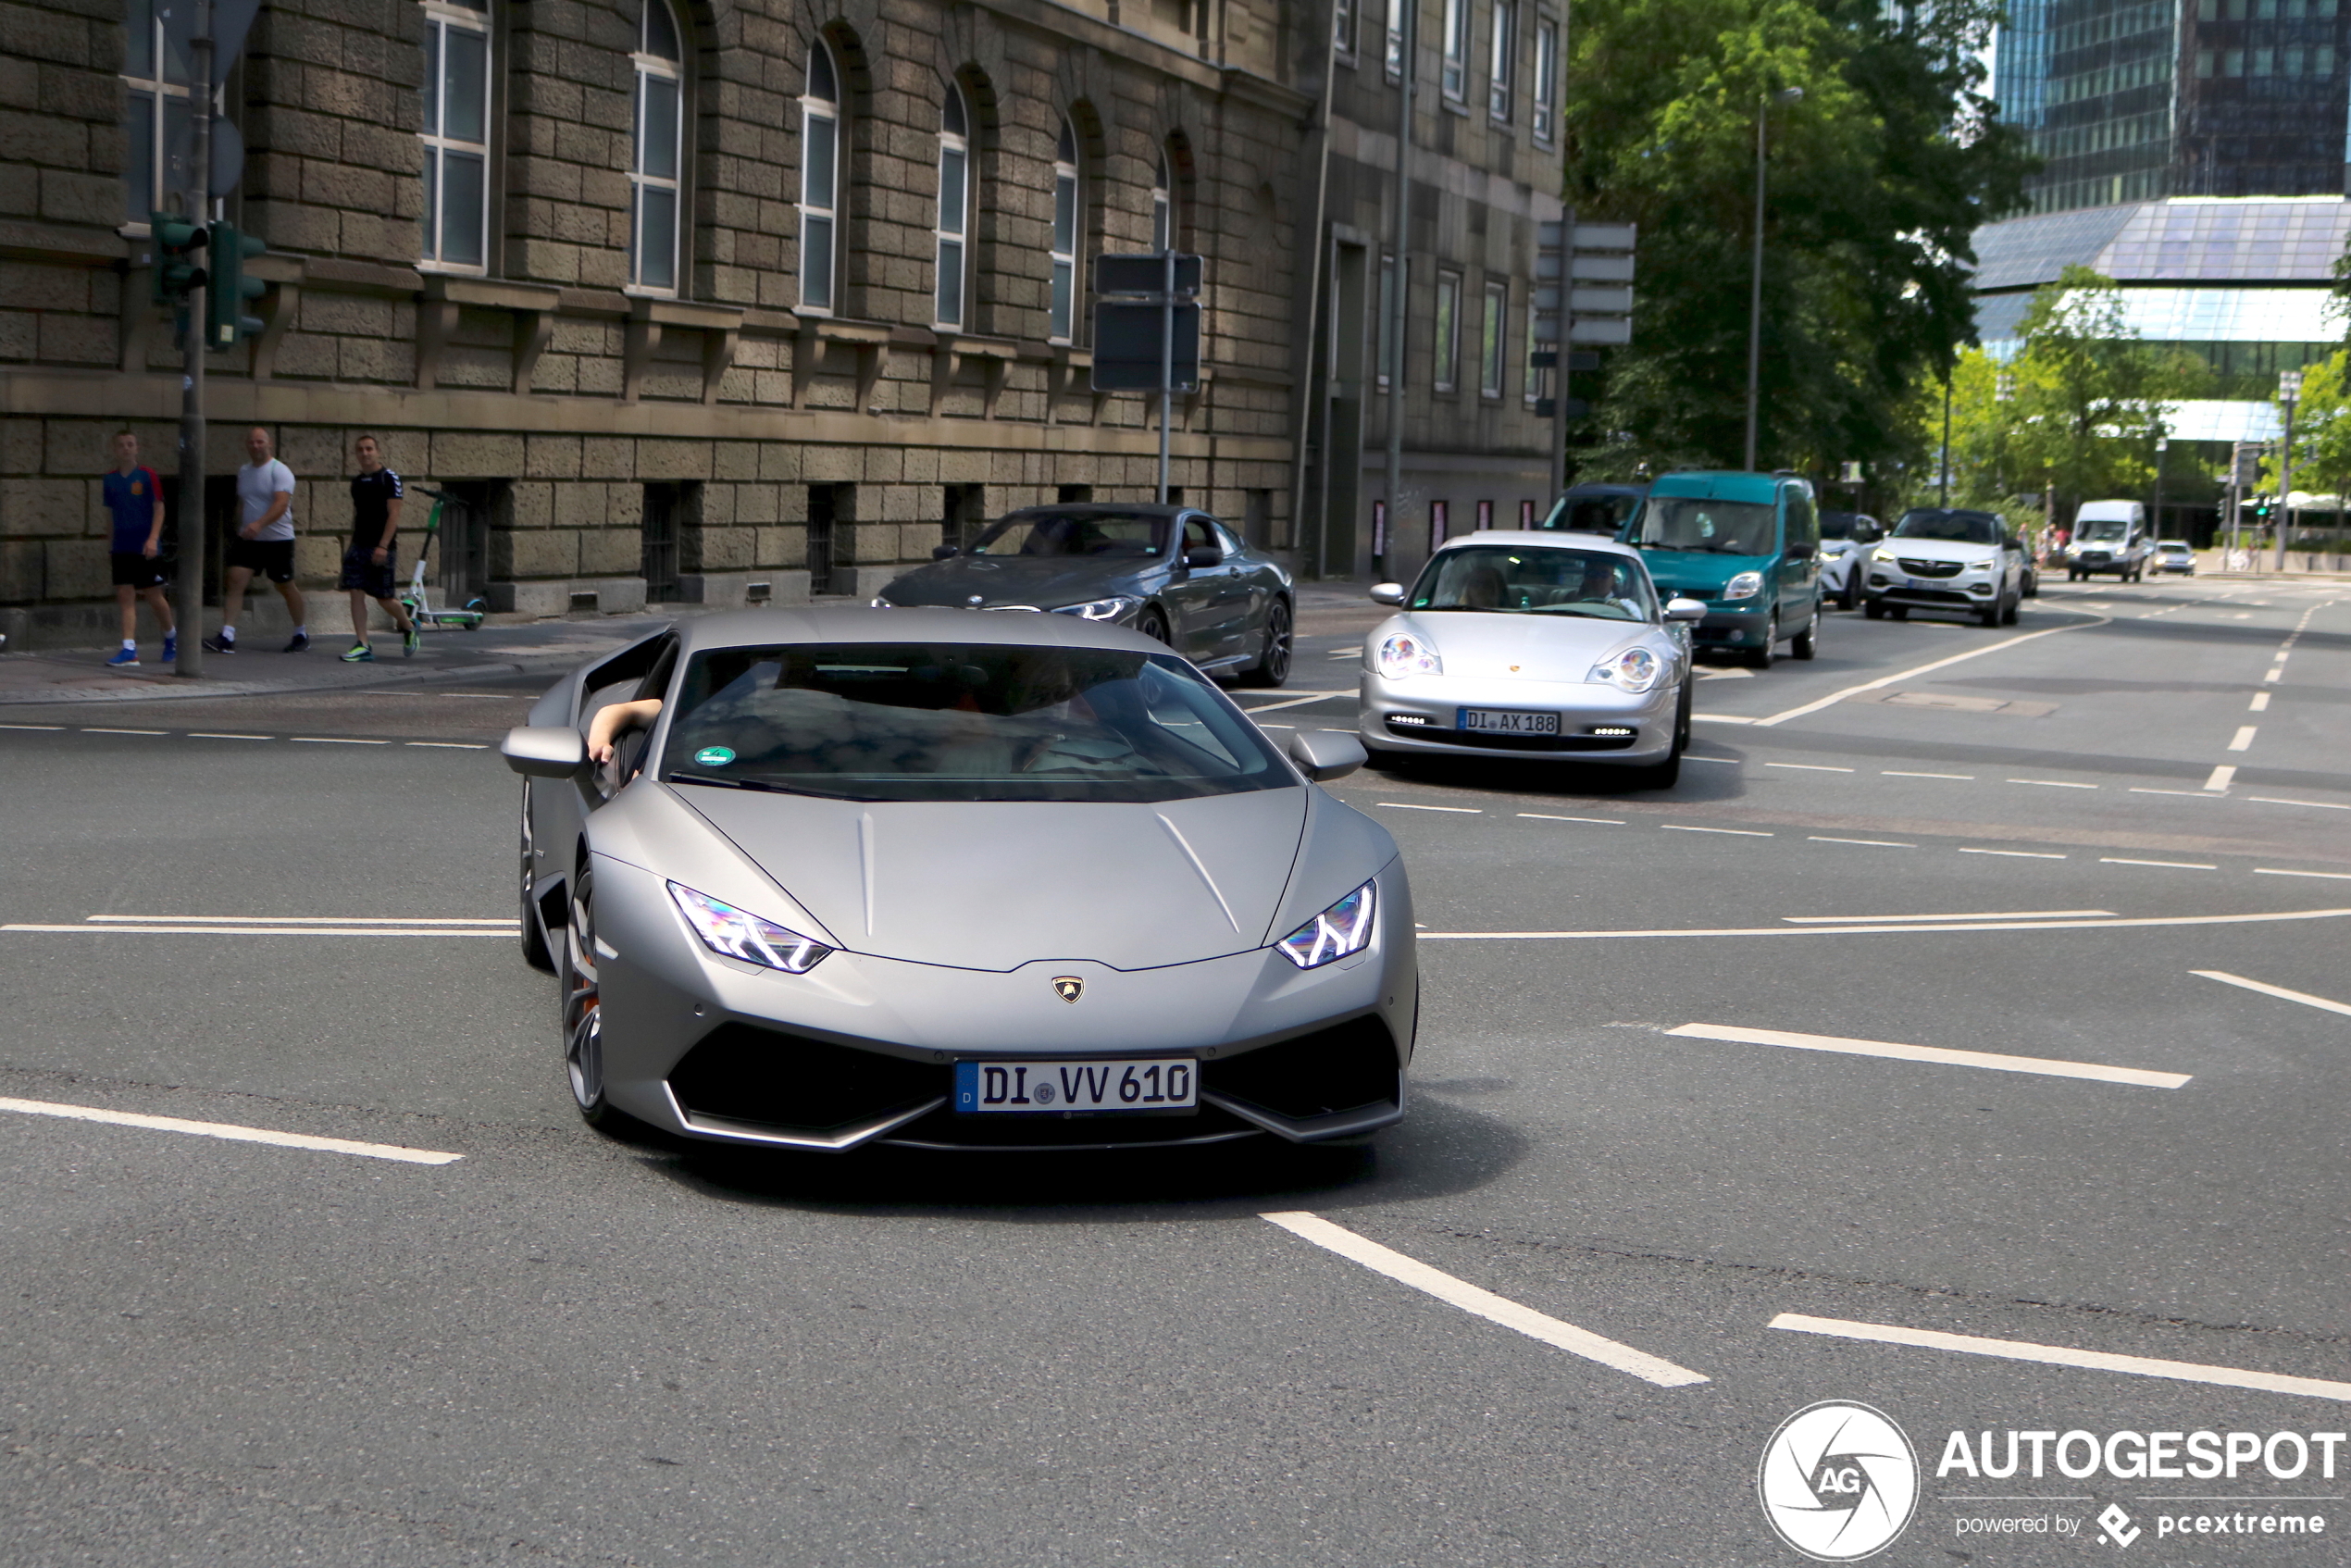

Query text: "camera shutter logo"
[1757, 1400, 1920, 1561]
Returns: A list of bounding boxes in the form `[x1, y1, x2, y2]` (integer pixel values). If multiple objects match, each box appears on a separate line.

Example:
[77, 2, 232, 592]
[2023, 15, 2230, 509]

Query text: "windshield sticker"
[692, 746, 737, 767]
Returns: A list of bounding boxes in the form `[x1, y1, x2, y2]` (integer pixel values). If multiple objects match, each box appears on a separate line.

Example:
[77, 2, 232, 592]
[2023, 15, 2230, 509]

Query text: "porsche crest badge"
[1051, 976, 1084, 1003]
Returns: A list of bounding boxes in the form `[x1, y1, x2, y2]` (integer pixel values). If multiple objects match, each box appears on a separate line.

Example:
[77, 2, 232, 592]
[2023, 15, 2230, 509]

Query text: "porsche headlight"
[1589, 646, 1661, 692]
[1375, 632, 1442, 679]
[667, 882, 831, 974]
[1275, 880, 1377, 970]
[1723, 571, 1764, 601]
[1051, 595, 1142, 622]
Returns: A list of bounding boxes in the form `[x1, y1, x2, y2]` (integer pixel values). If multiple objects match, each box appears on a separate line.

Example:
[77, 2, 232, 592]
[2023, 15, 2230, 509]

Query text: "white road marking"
[1959, 847, 2067, 859]
[1765, 762, 1854, 773]
[2248, 796, 2351, 810]
[4, 925, 513, 937]
[1259, 723, 1295, 728]
[1806, 837, 1916, 849]
[1415, 907, 2351, 940]
[2129, 788, 2218, 798]
[83, 915, 516, 926]
[1376, 803, 1482, 815]
[1684, 755, 1738, 764]
[2256, 867, 2351, 880]
[406, 740, 489, 749]
[1520, 814, 1625, 826]
[1768, 1313, 2351, 1403]
[1885, 770, 1973, 779]
[1780, 909, 2111, 924]
[2250, 691, 2271, 712]
[2009, 778, 2096, 789]
[1692, 713, 1757, 724]
[2264, 667, 2283, 682]
[2193, 969, 2351, 1018]
[1237, 690, 1356, 714]
[82, 728, 166, 736]
[1751, 616, 2105, 728]
[1662, 825, 1773, 837]
[1259, 1211, 1708, 1388]
[1669, 1023, 2189, 1089]
[2229, 726, 2258, 752]
[2204, 765, 2237, 790]
[292, 736, 392, 745]
[0, 724, 67, 731]
[1696, 666, 1755, 680]
[0, 1095, 463, 1165]
[2096, 855, 2220, 871]
[187, 732, 271, 740]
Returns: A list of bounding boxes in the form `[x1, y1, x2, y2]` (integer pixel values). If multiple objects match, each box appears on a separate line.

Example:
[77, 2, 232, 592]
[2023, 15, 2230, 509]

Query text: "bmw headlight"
[1589, 646, 1661, 692]
[667, 882, 832, 974]
[868, 596, 894, 607]
[1375, 632, 1442, 679]
[1723, 571, 1764, 601]
[1275, 880, 1377, 970]
[1050, 595, 1142, 622]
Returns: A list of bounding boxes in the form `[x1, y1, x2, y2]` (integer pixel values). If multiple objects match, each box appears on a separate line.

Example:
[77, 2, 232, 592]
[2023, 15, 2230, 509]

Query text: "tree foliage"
[1561, 0, 2033, 482]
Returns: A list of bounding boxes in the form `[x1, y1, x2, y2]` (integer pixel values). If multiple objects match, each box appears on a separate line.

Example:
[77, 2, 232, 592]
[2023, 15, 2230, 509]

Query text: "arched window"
[1049, 118, 1079, 342]
[119, 0, 194, 225]
[1151, 149, 1172, 252]
[630, 0, 684, 292]
[419, 0, 492, 270]
[798, 40, 840, 313]
[934, 84, 970, 329]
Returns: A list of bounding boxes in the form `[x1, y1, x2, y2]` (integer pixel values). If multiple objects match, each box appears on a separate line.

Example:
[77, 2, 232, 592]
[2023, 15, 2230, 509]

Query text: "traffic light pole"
[174, 0, 214, 678]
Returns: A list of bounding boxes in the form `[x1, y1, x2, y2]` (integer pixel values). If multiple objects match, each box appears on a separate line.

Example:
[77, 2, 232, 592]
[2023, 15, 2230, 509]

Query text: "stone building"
[0, 0, 1561, 645]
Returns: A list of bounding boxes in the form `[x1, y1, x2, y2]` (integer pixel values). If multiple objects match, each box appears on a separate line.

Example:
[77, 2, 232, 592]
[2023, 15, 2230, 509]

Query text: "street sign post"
[1535, 221, 1636, 499]
[1091, 251, 1202, 503]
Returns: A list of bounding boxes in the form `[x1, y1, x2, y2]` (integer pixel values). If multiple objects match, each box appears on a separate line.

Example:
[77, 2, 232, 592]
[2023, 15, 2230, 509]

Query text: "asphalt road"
[3, 574, 2348, 1566]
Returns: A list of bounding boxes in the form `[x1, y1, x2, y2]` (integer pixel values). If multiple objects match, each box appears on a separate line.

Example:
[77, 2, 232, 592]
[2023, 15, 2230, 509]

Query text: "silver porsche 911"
[500, 607, 1415, 1153]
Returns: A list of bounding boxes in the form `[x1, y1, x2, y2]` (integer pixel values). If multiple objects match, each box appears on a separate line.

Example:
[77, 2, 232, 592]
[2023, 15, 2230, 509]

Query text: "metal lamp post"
[2275, 369, 2302, 572]
[1743, 86, 1803, 473]
[2152, 435, 2167, 542]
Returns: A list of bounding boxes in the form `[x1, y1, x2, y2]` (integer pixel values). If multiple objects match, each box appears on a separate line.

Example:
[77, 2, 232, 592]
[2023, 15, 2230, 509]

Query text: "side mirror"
[1369, 582, 1407, 605]
[1664, 597, 1707, 624]
[931, 544, 958, 560]
[501, 725, 587, 778]
[1287, 728, 1367, 783]
[1184, 544, 1222, 569]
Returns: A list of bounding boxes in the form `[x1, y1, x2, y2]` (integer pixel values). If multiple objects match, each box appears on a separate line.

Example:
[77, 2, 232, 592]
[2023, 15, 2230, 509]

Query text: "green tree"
[1561, 0, 2033, 481]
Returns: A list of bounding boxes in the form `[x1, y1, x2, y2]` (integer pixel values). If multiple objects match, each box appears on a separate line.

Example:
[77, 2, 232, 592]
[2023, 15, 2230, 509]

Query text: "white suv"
[1863, 508, 2023, 628]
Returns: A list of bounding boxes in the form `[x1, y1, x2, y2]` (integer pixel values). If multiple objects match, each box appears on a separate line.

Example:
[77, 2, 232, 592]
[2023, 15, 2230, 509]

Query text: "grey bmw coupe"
[871, 504, 1295, 688]
[500, 607, 1414, 1153]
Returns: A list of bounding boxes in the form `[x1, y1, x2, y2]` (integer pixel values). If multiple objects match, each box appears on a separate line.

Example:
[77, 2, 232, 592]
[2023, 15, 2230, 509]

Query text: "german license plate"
[953, 1058, 1198, 1114]
[1458, 708, 1561, 735]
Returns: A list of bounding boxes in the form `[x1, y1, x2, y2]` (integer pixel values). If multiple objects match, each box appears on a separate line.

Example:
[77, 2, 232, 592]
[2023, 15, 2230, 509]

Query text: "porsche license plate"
[953, 1058, 1198, 1114]
[1458, 708, 1560, 735]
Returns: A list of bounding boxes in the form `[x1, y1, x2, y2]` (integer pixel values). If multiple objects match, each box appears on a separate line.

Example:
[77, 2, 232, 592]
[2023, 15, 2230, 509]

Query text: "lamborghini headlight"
[1051, 596, 1142, 622]
[1723, 571, 1764, 601]
[1275, 879, 1377, 970]
[1375, 632, 1442, 679]
[1588, 646, 1661, 692]
[668, 882, 831, 974]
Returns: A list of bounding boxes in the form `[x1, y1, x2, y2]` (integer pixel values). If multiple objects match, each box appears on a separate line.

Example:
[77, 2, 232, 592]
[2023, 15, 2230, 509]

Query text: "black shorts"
[226, 536, 296, 583]
[109, 551, 167, 589]
[340, 545, 399, 598]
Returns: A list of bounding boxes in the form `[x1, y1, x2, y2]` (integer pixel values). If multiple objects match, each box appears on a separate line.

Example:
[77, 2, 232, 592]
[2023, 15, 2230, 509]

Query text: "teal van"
[1618, 471, 1822, 668]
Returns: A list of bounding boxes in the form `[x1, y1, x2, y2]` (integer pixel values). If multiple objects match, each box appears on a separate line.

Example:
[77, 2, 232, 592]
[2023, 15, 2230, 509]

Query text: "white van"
[2067, 500, 2153, 582]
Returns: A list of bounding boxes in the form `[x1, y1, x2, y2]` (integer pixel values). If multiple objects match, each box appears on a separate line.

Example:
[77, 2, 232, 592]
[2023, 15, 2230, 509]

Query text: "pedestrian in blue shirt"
[101, 430, 175, 667]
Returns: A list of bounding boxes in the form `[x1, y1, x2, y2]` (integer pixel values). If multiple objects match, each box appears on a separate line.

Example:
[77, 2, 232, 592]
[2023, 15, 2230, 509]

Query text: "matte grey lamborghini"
[500, 607, 1415, 1153]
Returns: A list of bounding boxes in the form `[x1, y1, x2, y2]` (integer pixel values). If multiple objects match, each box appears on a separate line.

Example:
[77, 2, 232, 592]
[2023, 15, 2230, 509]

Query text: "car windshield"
[2158, 541, 2191, 552]
[1540, 494, 1640, 535]
[1893, 510, 2001, 544]
[969, 510, 1165, 558]
[1820, 514, 1872, 541]
[1407, 545, 1657, 621]
[658, 642, 1290, 804]
[1631, 497, 1776, 554]
[2077, 519, 2130, 541]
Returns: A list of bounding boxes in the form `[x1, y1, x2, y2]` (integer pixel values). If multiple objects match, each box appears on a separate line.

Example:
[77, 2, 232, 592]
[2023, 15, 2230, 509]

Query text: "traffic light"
[149, 212, 206, 307]
[205, 221, 267, 348]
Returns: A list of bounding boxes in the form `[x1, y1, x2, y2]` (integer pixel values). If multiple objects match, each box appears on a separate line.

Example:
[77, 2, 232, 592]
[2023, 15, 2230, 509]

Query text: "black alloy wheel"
[1238, 598, 1293, 688]
[1136, 607, 1172, 645]
[519, 783, 554, 973]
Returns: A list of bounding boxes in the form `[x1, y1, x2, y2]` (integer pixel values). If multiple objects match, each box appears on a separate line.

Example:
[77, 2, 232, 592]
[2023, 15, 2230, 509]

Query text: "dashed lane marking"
[1260, 1212, 1709, 1388]
[1780, 909, 2111, 924]
[1662, 825, 1773, 837]
[2192, 969, 2351, 1018]
[2230, 726, 2258, 752]
[1768, 1313, 2351, 1403]
[2100, 858, 2217, 871]
[1667, 1022, 2190, 1088]
[405, 740, 489, 749]
[82, 728, 166, 736]
[2204, 765, 2238, 790]
[1236, 690, 1357, 715]
[2256, 867, 2351, 881]
[292, 737, 392, 745]
[1806, 837, 1916, 849]
[2009, 778, 2096, 790]
[1959, 848, 2068, 859]
[2130, 788, 2217, 798]
[1885, 770, 1973, 779]
[2249, 796, 2351, 810]
[2251, 691, 2271, 712]
[0, 724, 65, 731]
[1414, 908, 2351, 940]
[1765, 762, 1853, 773]
[0, 1095, 463, 1165]
[84, 915, 516, 926]
[187, 732, 270, 740]
[1375, 803, 1482, 815]
[1520, 814, 1624, 826]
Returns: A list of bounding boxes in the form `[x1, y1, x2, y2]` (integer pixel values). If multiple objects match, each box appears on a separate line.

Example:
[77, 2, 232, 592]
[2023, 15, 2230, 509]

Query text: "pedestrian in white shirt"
[205, 426, 309, 653]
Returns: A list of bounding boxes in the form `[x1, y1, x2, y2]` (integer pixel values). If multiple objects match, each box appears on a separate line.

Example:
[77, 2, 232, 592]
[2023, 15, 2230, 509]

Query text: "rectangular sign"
[1570, 253, 1635, 282]
[1090, 301, 1200, 392]
[1093, 252, 1201, 296]
[1567, 317, 1634, 345]
[1569, 285, 1634, 315]
[954, 1058, 1198, 1113]
[1571, 221, 1636, 252]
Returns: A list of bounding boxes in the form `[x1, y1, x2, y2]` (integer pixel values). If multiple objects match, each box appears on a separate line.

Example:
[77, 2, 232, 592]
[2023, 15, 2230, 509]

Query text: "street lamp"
[1993, 368, 2016, 511]
[2153, 435, 2168, 542]
[2275, 368, 2303, 571]
[1744, 86, 1804, 473]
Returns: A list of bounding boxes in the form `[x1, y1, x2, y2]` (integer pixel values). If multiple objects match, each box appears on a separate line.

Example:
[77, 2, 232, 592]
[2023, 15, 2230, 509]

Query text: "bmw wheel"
[1238, 598, 1293, 688]
[519, 783, 554, 974]
[1137, 607, 1173, 646]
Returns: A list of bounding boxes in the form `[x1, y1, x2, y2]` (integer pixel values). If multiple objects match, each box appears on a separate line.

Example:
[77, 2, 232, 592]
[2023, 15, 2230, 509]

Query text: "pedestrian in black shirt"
[340, 434, 420, 661]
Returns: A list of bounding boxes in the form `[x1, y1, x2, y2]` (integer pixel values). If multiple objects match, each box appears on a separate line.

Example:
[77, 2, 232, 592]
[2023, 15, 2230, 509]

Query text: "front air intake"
[668, 1024, 941, 1136]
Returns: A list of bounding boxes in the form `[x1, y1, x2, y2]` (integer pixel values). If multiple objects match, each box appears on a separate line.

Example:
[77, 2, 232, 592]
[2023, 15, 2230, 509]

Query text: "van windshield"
[2078, 519, 2130, 541]
[1631, 498, 1776, 554]
[1893, 510, 2002, 544]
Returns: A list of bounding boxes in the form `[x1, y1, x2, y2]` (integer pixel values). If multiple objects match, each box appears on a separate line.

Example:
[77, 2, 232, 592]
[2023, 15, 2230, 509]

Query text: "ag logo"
[1051, 976, 1084, 1003]
[1758, 1400, 1919, 1561]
